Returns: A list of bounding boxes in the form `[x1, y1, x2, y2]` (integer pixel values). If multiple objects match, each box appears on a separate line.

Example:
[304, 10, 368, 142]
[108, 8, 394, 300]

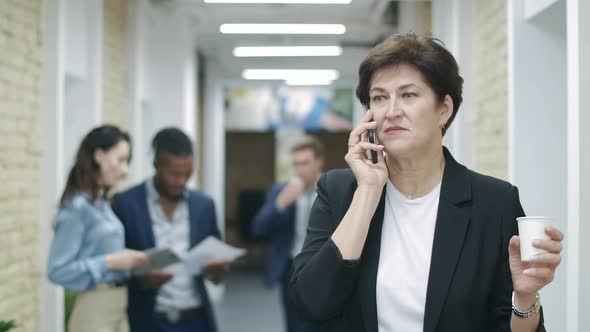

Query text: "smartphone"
[368, 129, 378, 164]
[366, 108, 378, 164]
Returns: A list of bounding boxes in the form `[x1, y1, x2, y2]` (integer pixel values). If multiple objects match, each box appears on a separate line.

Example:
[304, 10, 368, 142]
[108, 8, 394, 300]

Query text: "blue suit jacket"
[251, 182, 297, 287]
[112, 183, 220, 332]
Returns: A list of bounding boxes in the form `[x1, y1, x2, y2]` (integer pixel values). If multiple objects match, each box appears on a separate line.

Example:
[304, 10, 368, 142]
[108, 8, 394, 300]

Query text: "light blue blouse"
[47, 192, 128, 291]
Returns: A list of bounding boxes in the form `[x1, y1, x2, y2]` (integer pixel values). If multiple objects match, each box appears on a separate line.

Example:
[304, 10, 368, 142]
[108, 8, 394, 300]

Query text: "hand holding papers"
[131, 248, 181, 275]
[132, 236, 245, 278]
[183, 236, 246, 276]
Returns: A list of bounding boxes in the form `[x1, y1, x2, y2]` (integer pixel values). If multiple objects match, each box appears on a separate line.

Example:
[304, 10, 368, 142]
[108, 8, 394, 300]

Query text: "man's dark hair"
[152, 127, 193, 162]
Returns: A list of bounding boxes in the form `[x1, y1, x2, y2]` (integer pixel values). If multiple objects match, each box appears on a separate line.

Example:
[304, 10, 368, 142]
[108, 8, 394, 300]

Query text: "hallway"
[1, 0, 589, 331]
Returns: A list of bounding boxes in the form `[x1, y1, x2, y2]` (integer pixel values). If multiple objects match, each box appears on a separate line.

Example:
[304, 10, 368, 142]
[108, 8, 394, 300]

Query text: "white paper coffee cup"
[516, 216, 552, 262]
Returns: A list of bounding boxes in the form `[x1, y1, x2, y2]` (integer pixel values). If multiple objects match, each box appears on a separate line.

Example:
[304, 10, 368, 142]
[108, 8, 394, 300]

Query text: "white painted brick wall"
[0, 1, 42, 331]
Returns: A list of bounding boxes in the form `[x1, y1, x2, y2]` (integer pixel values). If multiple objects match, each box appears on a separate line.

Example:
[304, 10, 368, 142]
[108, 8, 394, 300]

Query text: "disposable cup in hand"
[516, 216, 552, 262]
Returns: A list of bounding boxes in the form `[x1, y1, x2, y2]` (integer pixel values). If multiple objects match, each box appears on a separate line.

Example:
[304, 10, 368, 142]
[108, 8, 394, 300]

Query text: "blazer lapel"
[360, 188, 387, 332]
[423, 148, 472, 332]
[186, 193, 218, 331]
[138, 184, 156, 249]
[188, 193, 201, 247]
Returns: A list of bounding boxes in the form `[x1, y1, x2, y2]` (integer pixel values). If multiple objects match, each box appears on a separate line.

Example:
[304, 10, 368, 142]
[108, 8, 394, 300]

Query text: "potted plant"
[0, 320, 15, 332]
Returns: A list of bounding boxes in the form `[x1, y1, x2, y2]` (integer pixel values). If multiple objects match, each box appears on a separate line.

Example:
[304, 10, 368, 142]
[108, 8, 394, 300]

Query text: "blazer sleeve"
[250, 183, 285, 238]
[111, 193, 133, 248]
[290, 172, 362, 321]
[488, 185, 546, 332]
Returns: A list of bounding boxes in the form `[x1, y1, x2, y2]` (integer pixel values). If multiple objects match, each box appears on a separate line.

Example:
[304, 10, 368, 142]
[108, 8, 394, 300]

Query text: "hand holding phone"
[366, 108, 378, 164]
[345, 109, 387, 189]
[367, 129, 378, 164]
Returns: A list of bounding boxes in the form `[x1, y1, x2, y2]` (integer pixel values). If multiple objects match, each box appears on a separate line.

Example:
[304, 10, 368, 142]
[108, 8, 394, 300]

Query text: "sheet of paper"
[182, 236, 246, 275]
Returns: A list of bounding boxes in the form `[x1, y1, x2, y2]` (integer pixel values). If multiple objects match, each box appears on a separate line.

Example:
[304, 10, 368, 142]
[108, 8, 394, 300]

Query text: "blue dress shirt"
[47, 192, 128, 291]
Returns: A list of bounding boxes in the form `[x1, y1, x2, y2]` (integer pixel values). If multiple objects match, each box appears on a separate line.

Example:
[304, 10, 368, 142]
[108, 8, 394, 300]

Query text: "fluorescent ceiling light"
[285, 78, 334, 86]
[220, 24, 346, 34]
[242, 69, 339, 81]
[206, 0, 350, 3]
[233, 46, 342, 57]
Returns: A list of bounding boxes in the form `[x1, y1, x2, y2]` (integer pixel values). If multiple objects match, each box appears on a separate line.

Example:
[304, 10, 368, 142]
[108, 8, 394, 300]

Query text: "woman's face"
[94, 140, 130, 188]
[369, 63, 453, 159]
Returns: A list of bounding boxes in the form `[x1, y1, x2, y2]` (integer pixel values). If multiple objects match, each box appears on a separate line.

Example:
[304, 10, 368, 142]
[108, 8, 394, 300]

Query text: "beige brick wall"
[102, 0, 129, 128]
[0, 0, 42, 331]
[473, 0, 508, 180]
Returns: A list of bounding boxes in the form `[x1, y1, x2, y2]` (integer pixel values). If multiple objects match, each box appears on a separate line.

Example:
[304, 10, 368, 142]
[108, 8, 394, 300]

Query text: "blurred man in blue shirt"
[251, 135, 324, 332]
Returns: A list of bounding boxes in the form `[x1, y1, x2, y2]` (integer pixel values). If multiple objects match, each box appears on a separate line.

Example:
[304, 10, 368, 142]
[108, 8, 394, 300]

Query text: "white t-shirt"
[376, 180, 441, 332]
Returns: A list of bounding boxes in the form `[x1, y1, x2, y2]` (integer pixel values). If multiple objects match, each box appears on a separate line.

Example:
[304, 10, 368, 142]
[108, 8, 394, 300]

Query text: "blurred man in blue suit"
[251, 135, 324, 332]
[112, 128, 228, 332]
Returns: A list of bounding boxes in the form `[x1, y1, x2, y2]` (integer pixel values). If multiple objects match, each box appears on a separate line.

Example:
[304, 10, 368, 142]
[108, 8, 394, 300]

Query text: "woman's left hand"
[509, 225, 564, 299]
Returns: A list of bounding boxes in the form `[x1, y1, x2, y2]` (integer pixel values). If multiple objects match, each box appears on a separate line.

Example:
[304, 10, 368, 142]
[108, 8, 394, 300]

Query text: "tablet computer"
[132, 248, 181, 275]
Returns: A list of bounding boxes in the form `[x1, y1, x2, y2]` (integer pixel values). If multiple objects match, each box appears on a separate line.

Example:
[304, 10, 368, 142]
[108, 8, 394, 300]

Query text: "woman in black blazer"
[289, 33, 563, 332]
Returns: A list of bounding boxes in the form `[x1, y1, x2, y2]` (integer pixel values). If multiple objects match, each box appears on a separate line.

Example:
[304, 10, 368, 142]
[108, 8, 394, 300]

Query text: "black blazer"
[290, 147, 545, 332]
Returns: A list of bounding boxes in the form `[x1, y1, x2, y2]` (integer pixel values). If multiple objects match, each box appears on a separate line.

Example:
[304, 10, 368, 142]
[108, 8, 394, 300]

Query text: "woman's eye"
[402, 92, 417, 98]
[371, 95, 386, 102]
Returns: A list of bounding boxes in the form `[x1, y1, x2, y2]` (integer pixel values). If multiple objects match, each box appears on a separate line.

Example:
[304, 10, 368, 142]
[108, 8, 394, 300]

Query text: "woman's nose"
[384, 99, 401, 119]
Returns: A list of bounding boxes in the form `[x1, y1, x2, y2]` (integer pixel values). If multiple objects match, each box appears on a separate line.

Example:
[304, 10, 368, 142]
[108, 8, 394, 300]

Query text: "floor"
[214, 268, 285, 332]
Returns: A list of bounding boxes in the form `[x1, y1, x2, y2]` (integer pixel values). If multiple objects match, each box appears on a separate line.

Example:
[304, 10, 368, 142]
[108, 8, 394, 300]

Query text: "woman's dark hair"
[60, 125, 131, 206]
[355, 33, 464, 136]
[151, 127, 193, 163]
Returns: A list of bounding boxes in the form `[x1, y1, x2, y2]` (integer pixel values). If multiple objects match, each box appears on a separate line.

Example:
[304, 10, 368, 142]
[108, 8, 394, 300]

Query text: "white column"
[566, 0, 590, 330]
[39, 0, 65, 331]
[202, 63, 226, 236]
[180, 19, 198, 191]
[40, 1, 105, 330]
[89, 0, 103, 124]
[134, 3, 198, 180]
[62, 0, 103, 164]
[508, 0, 567, 329]
[431, 0, 474, 167]
[137, 0, 157, 179]
[127, 0, 145, 184]
[181, 31, 197, 142]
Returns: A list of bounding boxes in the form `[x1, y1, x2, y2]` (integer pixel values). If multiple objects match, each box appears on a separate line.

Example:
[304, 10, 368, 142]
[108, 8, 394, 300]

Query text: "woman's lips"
[384, 126, 408, 134]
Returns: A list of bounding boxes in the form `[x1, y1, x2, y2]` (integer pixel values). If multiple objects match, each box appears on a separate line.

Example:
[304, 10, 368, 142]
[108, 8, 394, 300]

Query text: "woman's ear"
[94, 148, 106, 164]
[440, 95, 454, 125]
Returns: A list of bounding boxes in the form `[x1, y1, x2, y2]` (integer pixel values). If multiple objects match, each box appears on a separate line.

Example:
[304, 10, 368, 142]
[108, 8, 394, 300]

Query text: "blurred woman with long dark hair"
[47, 125, 148, 332]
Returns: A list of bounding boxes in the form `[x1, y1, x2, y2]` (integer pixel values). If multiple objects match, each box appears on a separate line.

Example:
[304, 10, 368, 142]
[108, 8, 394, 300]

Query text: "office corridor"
[1, 1, 588, 331]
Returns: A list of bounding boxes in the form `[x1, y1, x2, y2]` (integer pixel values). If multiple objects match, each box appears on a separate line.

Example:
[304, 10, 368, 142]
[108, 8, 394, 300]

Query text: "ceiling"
[154, 0, 431, 83]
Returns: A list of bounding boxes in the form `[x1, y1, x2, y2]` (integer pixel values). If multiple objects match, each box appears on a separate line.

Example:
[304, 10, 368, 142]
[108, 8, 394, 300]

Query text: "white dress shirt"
[146, 178, 201, 311]
[291, 188, 317, 257]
